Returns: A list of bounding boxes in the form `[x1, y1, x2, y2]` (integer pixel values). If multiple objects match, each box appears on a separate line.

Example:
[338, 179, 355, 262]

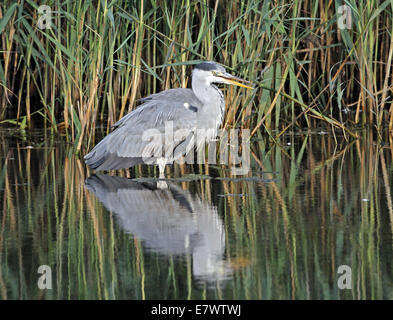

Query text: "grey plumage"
[84, 61, 252, 173]
[84, 88, 200, 170]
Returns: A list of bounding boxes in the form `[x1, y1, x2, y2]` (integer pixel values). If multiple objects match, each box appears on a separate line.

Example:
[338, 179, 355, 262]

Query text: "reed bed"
[1, 0, 393, 150]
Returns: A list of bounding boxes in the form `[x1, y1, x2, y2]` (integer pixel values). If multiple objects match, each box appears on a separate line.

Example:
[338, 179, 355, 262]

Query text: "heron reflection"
[85, 174, 232, 283]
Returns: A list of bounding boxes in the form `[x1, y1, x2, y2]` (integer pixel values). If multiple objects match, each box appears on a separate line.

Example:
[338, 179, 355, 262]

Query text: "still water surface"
[0, 129, 392, 299]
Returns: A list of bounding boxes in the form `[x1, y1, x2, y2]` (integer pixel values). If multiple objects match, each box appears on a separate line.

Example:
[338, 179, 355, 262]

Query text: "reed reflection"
[85, 174, 232, 284]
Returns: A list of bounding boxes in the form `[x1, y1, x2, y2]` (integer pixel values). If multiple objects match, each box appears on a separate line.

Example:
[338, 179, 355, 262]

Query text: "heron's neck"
[192, 80, 225, 131]
[192, 79, 224, 108]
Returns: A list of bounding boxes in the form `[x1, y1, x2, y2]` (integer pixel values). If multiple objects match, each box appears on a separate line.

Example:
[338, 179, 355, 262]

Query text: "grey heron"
[84, 61, 252, 176]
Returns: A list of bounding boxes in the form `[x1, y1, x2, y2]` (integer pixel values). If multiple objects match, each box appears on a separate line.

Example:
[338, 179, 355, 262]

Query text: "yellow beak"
[219, 73, 253, 89]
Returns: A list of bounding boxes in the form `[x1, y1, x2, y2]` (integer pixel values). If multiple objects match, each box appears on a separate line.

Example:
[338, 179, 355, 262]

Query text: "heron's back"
[84, 88, 202, 171]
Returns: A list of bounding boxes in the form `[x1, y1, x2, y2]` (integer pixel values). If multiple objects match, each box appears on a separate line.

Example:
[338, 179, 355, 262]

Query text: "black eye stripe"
[195, 61, 225, 72]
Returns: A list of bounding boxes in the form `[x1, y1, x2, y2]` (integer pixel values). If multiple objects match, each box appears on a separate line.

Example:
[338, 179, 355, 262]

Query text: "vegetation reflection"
[0, 129, 392, 299]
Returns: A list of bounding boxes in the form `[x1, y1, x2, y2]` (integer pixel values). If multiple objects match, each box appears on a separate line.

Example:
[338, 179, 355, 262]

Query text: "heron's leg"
[157, 157, 168, 189]
[157, 180, 168, 189]
[157, 157, 166, 178]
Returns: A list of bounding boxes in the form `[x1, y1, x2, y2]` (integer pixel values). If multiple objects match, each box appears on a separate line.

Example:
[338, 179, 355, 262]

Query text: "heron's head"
[192, 61, 252, 89]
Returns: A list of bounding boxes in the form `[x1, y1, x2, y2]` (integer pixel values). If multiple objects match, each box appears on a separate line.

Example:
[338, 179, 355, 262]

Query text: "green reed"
[1, 1, 393, 146]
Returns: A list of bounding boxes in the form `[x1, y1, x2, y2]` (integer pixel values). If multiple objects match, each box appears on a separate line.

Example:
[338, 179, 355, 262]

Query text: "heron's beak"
[219, 72, 253, 89]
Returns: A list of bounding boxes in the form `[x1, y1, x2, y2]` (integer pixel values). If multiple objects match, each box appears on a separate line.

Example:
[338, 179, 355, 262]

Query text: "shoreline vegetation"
[1, 0, 393, 151]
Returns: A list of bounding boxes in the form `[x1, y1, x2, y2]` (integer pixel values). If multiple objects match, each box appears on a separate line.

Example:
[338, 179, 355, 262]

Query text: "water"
[0, 128, 392, 299]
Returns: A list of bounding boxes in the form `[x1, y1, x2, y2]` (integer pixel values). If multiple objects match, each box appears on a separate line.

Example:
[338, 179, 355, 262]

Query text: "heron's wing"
[84, 88, 201, 170]
[113, 88, 200, 129]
